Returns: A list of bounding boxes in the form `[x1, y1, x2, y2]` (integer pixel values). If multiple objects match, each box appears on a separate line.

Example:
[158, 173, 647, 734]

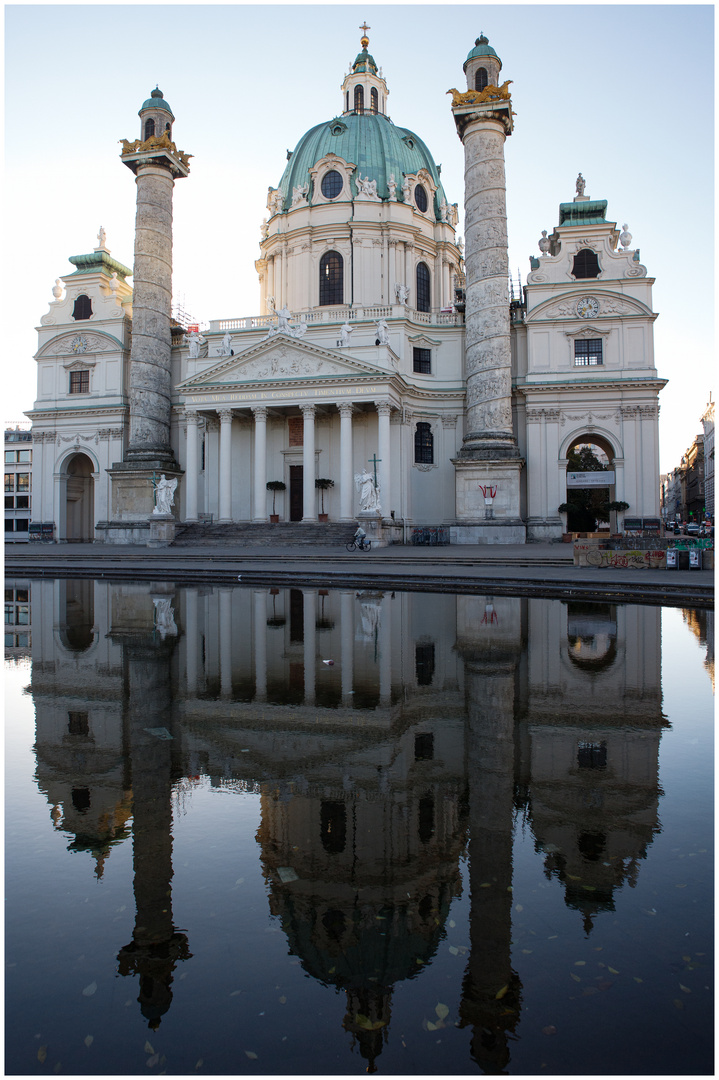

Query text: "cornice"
[515, 378, 667, 395]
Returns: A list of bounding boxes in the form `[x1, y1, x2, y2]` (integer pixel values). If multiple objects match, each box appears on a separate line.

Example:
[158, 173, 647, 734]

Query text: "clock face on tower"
[71, 335, 89, 354]
[576, 296, 599, 319]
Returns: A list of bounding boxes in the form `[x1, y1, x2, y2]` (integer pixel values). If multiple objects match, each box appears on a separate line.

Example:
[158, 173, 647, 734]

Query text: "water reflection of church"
[21, 577, 667, 1069]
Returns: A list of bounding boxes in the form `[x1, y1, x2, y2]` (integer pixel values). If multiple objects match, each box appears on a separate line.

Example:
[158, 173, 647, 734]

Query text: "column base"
[106, 464, 183, 528]
[357, 509, 389, 547]
[452, 454, 525, 544]
[526, 517, 564, 543]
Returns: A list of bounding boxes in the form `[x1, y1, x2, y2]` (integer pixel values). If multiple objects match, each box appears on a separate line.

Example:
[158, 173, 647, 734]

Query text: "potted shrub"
[266, 480, 286, 523]
[315, 478, 334, 521]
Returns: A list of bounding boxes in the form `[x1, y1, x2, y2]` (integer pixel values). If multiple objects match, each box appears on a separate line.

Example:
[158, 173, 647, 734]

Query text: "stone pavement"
[5, 542, 713, 608]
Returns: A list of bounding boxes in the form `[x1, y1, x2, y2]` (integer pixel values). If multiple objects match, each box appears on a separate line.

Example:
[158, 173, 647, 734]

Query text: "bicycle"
[346, 536, 372, 552]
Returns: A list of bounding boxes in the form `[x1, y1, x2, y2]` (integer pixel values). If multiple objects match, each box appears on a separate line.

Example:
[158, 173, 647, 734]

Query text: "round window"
[414, 184, 428, 212]
[321, 170, 343, 199]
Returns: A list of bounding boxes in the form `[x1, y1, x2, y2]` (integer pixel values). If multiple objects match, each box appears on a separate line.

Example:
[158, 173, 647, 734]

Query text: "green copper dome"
[276, 112, 450, 217]
[139, 87, 174, 115]
[352, 47, 378, 74]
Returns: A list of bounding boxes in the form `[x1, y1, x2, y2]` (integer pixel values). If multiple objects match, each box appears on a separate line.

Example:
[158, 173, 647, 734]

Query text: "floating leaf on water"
[682, 955, 692, 963]
[84, 1036, 93, 1047]
[415, 958, 424, 965]
[480, 882, 492, 889]
[426, 1020, 437, 1032]
[542, 1026, 557, 1036]
[435, 1003, 449, 1020]
[515, 904, 524, 912]
[679, 984, 691, 993]
[570, 973, 581, 983]
[279, 996, 287, 1004]
[328, 967, 335, 974]
[355, 1014, 387, 1031]
[522, 949, 533, 955]
[230, 990, 242, 997]
[567, 874, 581, 882]
[582, 987, 600, 996]
[548, 935, 558, 940]
[581, 885, 596, 891]
[596, 979, 613, 991]
[507, 886, 513, 892]
[449, 920, 456, 928]
[146, 1054, 159, 1067]
[448, 946, 459, 956]
[676, 884, 687, 889]
[195, 1060, 203, 1070]
[145, 1042, 155, 1055]
[608, 967, 619, 975]
[673, 999, 684, 1011]
[495, 985, 509, 1000]
[244, 1051, 258, 1060]
[82, 982, 97, 997]
[38, 1047, 47, 1064]
[574, 961, 586, 966]
[634, 977, 643, 984]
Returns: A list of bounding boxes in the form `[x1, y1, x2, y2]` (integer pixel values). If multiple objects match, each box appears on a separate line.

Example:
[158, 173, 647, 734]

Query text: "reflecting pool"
[5, 580, 714, 1075]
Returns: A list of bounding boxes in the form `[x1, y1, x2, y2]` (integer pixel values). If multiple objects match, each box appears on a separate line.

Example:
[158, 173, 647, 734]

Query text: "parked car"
[686, 522, 700, 535]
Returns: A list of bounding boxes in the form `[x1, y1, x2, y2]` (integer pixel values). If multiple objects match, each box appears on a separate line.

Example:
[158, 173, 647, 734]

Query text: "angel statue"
[153, 474, 177, 516]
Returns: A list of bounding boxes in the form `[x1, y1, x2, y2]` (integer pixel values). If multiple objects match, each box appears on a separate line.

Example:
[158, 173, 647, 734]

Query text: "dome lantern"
[463, 33, 503, 93]
[138, 86, 175, 143]
[341, 23, 389, 118]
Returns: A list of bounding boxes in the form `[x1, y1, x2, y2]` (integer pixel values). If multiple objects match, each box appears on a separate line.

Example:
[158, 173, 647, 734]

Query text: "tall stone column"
[184, 412, 200, 522]
[252, 406, 268, 521]
[218, 409, 233, 523]
[301, 404, 316, 522]
[450, 38, 525, 543]
[376, 400, 391, 518]
[103, 89, 191, 544]
[338, 403, 354, 520]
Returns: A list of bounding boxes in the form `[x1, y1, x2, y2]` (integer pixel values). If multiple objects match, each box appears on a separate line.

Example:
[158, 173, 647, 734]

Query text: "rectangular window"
[4, 603, 14, 622]
[16, 474, 29, 492]
[15, 519, 28, 532]
[574, 339, 603, 366]
[5, 520, 14, 533]
[16, 606, 29, 625]
[414, 422, 434, 465]
[15, 496, 29, 509]
[413, 348, 432, 374]
[577, 741, 607, 769]
[17, 450, 31, 463]
[4, 474, 14, 492]
[5, 451, 16, 464]
[69, 370, 90, 394]
[5, 496, 13, 509]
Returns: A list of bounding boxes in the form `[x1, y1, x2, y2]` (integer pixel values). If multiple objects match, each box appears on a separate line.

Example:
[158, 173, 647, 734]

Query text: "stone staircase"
[172, 521, 358, 547]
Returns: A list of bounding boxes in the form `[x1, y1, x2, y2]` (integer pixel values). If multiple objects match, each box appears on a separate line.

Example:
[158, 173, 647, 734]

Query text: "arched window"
[321, 170, 343, 199]
[319, 251, 343, 306]
[475, 67, 488, 91]
[416, 262, 431, 312]
[573, 248, 600, 279]
[144, 118, 155, 140]
[345, 91, 349, 112]
[165, 122, 171, 132]
[72, 295, 92, 321]
[354, 85, 364, 113]
[414, 184, 428, 212]
[370, 88, 378, 113]
[415, 422, 434, 464]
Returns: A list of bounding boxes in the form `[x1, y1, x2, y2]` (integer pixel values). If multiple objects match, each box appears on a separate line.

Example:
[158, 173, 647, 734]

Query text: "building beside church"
[26, 31, 665, 545]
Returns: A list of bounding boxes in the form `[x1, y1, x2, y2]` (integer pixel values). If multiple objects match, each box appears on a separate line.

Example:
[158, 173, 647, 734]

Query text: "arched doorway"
[561, 436, 620, 534]
[64, 453, 95, 541]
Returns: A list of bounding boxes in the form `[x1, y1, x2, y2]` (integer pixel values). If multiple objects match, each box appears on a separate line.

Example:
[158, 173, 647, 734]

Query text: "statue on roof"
[575, 173, 586, 196]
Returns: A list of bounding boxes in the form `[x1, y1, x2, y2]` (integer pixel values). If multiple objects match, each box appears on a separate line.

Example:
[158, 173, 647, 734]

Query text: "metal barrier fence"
[410, 527, 450, 546]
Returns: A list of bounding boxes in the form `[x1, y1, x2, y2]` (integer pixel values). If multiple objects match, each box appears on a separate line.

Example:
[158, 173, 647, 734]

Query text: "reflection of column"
[184, 411, 200, 521]
[218, 409, 233, 523]
[379, 594, 392, 705]
[252, 406, 268, 522]
[185, 588, 198, 695]
[457, 597, 523, 1073]
[301, 404, 316, 522]
[341, 590, 354, 703]
[254, 590, 267, 702]
[219, 588, 232, 698]
[338, 403, 354, 520]
[116, 619, 190, 1028]
[377, 400, 391, 517]
[303, 589, 316, 704]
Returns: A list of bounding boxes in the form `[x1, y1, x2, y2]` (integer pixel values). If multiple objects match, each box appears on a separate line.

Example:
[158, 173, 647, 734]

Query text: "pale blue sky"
[4, 3, 714, 472]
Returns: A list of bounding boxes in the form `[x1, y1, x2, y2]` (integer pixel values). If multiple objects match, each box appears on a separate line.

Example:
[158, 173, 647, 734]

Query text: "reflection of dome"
[277, 113, 449, 212]
[567, 603, 618, 671]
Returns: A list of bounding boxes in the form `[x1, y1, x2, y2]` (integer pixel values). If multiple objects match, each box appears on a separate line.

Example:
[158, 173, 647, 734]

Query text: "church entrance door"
[289, 466, 303, 521]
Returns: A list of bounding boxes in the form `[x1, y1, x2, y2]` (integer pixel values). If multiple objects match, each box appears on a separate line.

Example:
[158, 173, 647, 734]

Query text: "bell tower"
[450, 35, 525, 543]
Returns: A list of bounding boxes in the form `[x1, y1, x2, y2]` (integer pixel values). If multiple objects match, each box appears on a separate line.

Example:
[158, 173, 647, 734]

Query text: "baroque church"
[27, 30, 664, 544]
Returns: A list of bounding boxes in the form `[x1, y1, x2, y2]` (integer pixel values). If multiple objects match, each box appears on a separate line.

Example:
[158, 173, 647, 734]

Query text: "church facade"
[27, 31, 664, 544]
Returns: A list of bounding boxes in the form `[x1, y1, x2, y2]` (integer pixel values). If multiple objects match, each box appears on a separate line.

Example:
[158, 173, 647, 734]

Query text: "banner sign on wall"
[566, 471, 615, 487]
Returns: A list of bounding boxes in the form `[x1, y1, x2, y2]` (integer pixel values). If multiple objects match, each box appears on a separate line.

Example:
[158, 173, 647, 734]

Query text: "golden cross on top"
[359, 21, 370, 40]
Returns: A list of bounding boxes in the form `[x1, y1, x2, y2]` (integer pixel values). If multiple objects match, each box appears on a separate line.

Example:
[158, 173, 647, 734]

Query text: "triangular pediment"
[177, 334, 391, 391]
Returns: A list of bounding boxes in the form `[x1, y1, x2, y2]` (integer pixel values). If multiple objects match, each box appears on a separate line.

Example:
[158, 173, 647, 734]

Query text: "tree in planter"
[560, 445, 613, 531]
[315, 478, 334, 516]
[266, 480, 286, 517]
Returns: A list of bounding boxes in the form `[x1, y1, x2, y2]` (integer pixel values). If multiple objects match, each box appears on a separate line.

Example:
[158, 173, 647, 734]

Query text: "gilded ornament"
[446, 81, 513, 107]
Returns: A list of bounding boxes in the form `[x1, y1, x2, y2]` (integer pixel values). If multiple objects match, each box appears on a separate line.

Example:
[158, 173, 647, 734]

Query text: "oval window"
[321, 170, 343, 199]
[415, 184, 428, 212]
